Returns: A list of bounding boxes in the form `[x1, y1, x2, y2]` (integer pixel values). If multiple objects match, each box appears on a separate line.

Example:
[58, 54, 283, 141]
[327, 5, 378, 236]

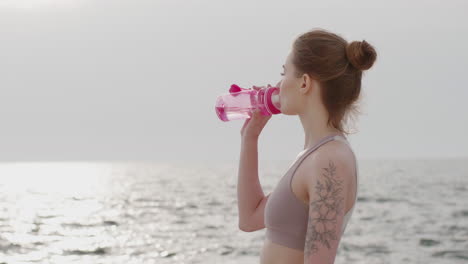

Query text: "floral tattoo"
[304, 159, 344, 256]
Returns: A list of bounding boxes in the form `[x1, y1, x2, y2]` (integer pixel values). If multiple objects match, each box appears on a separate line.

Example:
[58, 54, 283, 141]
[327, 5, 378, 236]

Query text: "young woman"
[237, 28, 377, 264]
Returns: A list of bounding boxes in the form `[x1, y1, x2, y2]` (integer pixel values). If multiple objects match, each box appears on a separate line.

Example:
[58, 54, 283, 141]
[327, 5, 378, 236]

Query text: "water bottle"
[215, 84, 281, 122]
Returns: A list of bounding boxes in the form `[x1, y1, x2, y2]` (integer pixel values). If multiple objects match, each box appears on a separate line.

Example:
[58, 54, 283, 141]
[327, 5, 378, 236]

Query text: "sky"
[0, 0, 467, 163]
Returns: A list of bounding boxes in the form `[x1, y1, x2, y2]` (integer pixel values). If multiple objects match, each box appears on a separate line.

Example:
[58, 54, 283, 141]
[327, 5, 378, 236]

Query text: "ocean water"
[0, 159, 467, 264]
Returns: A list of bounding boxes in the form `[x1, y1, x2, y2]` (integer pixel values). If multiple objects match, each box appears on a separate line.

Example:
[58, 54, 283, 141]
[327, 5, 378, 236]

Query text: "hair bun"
[346, 40, 377, 71]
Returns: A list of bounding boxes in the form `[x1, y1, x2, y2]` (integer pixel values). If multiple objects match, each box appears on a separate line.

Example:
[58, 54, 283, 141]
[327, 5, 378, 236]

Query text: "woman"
[237, 28, 377, 264]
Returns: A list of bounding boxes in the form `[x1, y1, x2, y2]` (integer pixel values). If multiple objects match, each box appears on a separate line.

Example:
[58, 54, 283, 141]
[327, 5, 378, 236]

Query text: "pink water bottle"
[215, 84, 282, 122]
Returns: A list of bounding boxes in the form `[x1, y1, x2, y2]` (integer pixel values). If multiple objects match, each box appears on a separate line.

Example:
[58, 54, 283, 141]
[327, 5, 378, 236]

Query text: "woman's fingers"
[252, 85, 266, 90]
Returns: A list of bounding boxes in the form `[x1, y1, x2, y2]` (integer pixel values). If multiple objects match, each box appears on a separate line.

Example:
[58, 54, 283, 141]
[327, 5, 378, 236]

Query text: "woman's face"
[278, 51, 302, 115]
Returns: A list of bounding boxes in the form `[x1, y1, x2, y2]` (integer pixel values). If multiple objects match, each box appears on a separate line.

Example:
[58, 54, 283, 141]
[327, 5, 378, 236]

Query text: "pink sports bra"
[264, 134, 359, 251]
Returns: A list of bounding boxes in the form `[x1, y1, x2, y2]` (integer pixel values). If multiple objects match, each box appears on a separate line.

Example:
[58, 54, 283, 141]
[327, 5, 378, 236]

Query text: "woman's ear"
[299, 74, 316, 95]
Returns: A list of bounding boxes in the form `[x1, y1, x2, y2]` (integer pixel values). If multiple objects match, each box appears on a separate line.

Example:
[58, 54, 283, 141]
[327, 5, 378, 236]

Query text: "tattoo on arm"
[304, 159, 344, 257]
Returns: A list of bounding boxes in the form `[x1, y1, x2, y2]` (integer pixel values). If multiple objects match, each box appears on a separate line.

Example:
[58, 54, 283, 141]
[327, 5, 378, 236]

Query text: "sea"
[0, 159, 467, 264]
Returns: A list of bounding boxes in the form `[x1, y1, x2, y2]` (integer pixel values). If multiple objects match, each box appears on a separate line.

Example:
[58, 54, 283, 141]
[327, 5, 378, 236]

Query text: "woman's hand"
[240, 84, 273, 140]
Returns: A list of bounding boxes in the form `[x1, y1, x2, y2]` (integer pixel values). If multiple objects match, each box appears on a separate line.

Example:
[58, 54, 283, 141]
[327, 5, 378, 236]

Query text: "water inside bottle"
[215, 106, 253, 121]
[215, 86, 280, 121]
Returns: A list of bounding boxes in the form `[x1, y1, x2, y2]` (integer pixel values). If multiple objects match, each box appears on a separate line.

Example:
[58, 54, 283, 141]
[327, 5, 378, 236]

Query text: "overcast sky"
[1, 0, 467, 163]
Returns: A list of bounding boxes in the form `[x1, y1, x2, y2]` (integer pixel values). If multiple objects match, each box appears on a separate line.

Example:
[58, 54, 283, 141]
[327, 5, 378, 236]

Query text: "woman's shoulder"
[296, 141, 355, 185]
[306, 140, 354, 165]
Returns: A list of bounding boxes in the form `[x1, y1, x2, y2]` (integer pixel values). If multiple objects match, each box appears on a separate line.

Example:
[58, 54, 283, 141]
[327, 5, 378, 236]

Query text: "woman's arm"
[237, 136, 266, 231]
[236, 85, 273, 231]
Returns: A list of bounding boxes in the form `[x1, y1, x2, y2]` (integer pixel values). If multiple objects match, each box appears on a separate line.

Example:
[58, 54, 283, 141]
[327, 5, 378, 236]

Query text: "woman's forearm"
[237, 136, 265, 229]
